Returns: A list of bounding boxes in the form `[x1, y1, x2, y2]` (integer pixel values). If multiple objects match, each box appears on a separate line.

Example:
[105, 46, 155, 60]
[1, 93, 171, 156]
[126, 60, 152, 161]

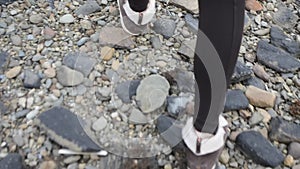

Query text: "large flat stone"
[231, 60, 253, 83]
[256, 40, 300, 73]
[0, 153, 24, 169]
[99, 27, 135, 49]
[236, 131, 284, 167]
[75, 0, 101, 16]
[62, 52, 96, 76]
[224, 89, 249, 111]
[270, 26, 300, 57]
[269, 117, 300, 143]
[37, 106, 101, 152]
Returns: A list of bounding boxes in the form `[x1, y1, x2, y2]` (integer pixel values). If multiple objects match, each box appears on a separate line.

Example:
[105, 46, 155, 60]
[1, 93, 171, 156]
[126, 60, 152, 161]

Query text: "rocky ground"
[0, 0, 300, 168]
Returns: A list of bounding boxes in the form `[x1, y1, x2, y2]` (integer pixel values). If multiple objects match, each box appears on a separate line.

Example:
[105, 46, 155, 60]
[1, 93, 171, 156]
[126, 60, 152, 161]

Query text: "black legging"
[194, 0, 245, 133]
[129, 0, 245, 134]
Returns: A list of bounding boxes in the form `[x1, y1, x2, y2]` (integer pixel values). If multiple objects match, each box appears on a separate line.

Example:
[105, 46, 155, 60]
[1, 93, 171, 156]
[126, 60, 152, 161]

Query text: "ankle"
[128, 0, 149, 12]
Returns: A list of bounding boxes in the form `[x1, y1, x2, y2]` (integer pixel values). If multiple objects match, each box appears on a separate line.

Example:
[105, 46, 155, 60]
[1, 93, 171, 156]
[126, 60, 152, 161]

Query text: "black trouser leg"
[128, 0, 149, 12]
[193, 0, 245, 133]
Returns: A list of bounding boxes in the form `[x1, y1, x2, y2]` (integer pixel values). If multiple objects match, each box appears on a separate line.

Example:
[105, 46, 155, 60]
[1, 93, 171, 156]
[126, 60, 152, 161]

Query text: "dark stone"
[256, 40, 300, 73]
[185, 13, 198, 34]
[74, 0, 101, 16]
[167, 96, 191, 117]
[269, 117, 300, 143]
[0, 0, 17, 5]
[153, 19, 176, 39]
[0, 51, 8, 71]
[0, 153, 24, 169]
[129, 80, 140, 98]
[273, 4, 298, 31]
[156, 115, 183, 148]
[236, 131, 284, 167]
[167, 68, 194, 93]
[63, 52, 96, 77]
[0, 102, 8, 115]
[115, 80, 140, 103]
[224, 90, 249, 112]
[231, 60, 253, 83]
[270, 26, 300, 57]
[244, 77, 266, 90]
[15, 109, 30, 119]
[23, 70, 41, 89]
[37, 106, 102, 152]
[288, 142, 300, 159]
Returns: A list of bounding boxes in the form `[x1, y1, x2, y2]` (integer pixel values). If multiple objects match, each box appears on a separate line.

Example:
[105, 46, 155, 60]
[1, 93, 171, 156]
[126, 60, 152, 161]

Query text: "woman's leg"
[194, 0, 245, 134]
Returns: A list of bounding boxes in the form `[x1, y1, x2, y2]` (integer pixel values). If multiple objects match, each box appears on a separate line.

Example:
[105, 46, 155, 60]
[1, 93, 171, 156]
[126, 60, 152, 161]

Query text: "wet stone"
[236, 131, 284, 167]
[224, 89, 249, 112]
[231, 60, 253, 83]
[75, 0, 101, 16]
[23, 70, 41, 89]
[270, 26, 300, 57]
[153, 19, 176, 39]
[63, 52, 96, 76]
[0, 153, 24, 169]
[256, 40, 300, 73]
[37, 106, 101, 152]
[269, 117, 300, 143]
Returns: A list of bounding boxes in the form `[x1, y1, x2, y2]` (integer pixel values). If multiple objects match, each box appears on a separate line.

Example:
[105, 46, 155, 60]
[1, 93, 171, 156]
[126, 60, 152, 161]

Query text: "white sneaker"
[117, 0, 155, 35]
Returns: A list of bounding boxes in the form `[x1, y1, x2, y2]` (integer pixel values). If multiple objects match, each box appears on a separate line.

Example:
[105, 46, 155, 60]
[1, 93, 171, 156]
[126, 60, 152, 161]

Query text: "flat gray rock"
[167, 96, 192, 117]
[0, 51, 8, 71]
[115, 80, 140, 103]
[63, 52, 96, 76]
[256, 40, 300, 73]
[244, 77, 265, 90]
[269, 117, 300, 143]
[288, 142, 300, 159]
[136, 75, 170, 113]
[170, 0, 198, 14]
[167, 68, 194, 93]
[236, 131, 284, 167]
[56, 66, 84, 86]
[273, 4, 299, 31]
[153, 19, 176, 39]
[0, 0, 16, 4]
[270, 26, 300, 57]
[156, 115, 183, 148]
[231, 60, 253, 83]
[150, 36, 162, 49]
[0, 101, 8, 115]
[37, 106, 101, 152]
[0, 154, 24, 169]
[75, 0, 101, 16]
[99, 27, 135, 49]
[178, 39, 196, 59]
[184, 14, 198, 34]
[129, 108, 148, 124]
[23, 70, 41, 89]
[224, 90, 249, 112]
